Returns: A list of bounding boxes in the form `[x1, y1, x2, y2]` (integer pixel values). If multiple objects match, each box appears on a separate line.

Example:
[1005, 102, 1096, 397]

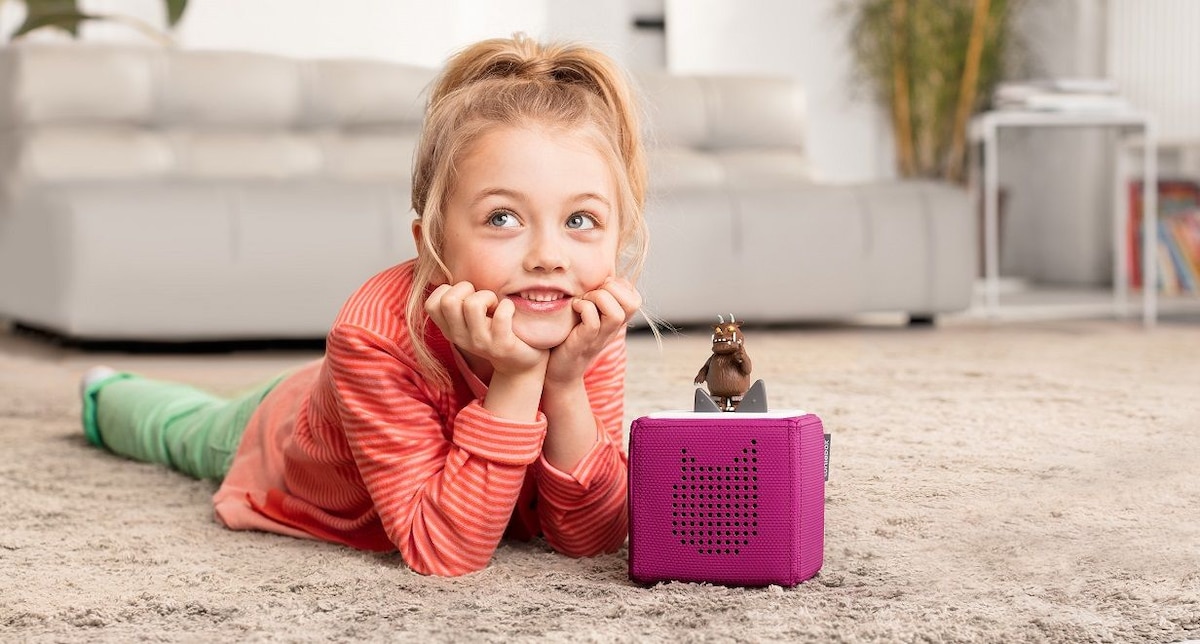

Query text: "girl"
[79, 34, 651, 577]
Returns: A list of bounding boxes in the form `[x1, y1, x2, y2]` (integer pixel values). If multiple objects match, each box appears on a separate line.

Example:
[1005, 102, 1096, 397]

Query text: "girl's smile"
[511, 289, 572, 313]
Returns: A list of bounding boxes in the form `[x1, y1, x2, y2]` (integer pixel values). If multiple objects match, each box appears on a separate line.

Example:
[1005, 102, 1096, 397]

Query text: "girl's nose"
[524, 230, 569, 272]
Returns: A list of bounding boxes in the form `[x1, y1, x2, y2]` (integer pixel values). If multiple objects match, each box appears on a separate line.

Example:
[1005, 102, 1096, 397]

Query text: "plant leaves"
[13, 12, 103, 39]
[13, 0, 188, 38]
[22, 0, 79, 14]
[15, 0, 82, 37]
[164, 0, 188, 27]
[842, 0, 1024, 180]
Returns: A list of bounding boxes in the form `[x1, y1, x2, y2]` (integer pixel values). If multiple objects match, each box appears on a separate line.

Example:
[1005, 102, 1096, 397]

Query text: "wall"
[664, 0, 894, 184]
[997, 0, 1113, 285]
[171, 0, 548, 67]
[1, 0, 649, 68]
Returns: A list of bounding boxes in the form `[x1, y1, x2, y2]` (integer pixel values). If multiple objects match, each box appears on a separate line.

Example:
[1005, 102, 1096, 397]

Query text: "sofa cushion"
[160, 50, 303, 127]
[637, 73, 709, 148]
[704, 77, 805, 150]
[167, 130, 323, 179]
[647, 148, 812, 191]
[318, 131, 419, 180]
[306, 60, 434, 127]
[647, 148, 726, 191]
[0, 45, 157, 125]
[637, 73, 806, 152]
[12, 126, 173, 182]
[717, 149, 812, 187]
[639, 72, 811, 191]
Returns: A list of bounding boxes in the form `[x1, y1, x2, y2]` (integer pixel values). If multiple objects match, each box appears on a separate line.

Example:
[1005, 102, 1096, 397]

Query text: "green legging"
[82, 372, 284, 481]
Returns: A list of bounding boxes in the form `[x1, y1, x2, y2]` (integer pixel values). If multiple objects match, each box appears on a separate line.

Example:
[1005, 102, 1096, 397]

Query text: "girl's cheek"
[427, 263, 453, 287]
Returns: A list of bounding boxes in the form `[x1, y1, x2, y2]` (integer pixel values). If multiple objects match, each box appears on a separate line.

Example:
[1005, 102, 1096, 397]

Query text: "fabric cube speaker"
[628, 411, 825, 587]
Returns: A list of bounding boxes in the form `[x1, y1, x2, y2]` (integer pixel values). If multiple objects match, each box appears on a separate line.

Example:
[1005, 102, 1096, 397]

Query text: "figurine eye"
[727, 325, 736, 332]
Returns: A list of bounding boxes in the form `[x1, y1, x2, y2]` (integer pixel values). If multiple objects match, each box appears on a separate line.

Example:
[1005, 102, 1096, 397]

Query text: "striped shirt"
[212, 260, 629, 576]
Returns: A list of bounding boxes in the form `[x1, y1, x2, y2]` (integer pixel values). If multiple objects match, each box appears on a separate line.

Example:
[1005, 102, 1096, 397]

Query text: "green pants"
[82, 372, 284, 481]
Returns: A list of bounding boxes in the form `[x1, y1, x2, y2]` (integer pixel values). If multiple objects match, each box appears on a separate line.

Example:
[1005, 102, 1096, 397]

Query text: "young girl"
[79, 34, 650, 577]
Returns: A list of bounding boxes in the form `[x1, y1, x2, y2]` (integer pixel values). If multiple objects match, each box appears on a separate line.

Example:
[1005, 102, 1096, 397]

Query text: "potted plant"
[3, 0, 189, 43]
[843, 0, 1023, 183]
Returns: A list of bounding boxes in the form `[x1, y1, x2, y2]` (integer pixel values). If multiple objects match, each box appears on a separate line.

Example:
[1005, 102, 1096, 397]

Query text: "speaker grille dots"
[671, 442, 759, 555]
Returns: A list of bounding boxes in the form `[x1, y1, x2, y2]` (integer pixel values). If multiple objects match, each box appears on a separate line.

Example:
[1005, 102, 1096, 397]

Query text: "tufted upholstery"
[0, 44, 974, 341]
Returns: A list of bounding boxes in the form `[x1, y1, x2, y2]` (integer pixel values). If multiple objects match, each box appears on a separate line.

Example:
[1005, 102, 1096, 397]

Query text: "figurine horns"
[717, 314, 725, 324]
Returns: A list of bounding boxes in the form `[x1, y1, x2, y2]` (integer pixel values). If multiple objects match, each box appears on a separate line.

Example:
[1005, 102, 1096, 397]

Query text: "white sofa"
[0, 44, 975, 341]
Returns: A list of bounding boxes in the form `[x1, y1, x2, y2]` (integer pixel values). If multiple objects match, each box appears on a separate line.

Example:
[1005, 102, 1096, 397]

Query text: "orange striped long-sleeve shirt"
[211, 260, 629, 576]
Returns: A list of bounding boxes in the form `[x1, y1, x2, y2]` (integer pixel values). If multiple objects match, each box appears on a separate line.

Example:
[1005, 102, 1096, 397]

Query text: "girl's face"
[436, 124, 620, 350]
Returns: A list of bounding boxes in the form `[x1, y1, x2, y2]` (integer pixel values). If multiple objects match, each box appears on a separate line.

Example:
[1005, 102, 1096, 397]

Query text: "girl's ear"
[411, 219, 424, 257]
[412, 219, 451, 286]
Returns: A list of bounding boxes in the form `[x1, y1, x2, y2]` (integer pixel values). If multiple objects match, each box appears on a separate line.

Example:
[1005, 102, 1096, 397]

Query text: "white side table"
[969, 110, 1158, 326]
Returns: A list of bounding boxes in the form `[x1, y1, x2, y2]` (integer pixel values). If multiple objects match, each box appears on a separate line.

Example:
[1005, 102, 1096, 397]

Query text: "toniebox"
[628, 410, 827, 587]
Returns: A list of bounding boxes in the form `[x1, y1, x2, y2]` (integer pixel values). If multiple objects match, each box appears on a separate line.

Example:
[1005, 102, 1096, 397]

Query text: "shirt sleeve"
[534, 333, 630, 557]
[326, 324, 546, 576]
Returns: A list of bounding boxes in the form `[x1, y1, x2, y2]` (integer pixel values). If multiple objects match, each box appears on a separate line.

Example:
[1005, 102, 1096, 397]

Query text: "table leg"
[1113, 135, 1130, 319]
[1142, 123, 1158, 327]
[983, 124, 1001, 316]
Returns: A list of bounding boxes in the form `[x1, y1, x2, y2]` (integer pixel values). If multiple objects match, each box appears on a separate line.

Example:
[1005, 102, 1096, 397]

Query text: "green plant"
[844, 0, 1022, 182]
[4, 0, 188, 44]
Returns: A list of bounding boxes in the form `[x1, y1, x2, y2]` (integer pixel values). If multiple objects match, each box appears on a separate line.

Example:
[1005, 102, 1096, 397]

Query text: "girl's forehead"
[452, 124, 620, 196]
[468, 122, 608, 158]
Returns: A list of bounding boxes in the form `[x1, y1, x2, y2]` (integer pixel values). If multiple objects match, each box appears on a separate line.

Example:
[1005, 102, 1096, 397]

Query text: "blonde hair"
[406, 34, 650, 388]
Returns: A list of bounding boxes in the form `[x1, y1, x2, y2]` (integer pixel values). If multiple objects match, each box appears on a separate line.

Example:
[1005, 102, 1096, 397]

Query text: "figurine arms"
[693, 355, 712, 385]
[734, 349, 752, 376]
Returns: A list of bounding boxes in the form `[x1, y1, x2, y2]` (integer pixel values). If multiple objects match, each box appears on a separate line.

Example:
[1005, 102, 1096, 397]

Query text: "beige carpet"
[1, 318, 1198, 643]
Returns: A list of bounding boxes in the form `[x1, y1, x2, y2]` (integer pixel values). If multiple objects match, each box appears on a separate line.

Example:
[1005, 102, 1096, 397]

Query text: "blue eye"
[487, 210, 519, 228]
[566, 213, 597, 230]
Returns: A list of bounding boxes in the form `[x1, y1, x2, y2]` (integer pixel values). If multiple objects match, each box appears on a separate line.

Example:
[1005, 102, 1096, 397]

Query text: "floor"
[958, 279, 1200, 325]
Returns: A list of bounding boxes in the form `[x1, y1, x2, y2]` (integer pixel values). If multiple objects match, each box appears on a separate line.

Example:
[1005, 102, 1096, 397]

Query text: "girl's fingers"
[601, 277, 643, 317]
[424, 283, 453, 317]
[583, 288, 621, 327]
[428, 281, 476, 342]
[462, 290, 499, 341]
[584, 283, 636, 337]
[573, 297, 602, 334]
[491, 297, 516, 337]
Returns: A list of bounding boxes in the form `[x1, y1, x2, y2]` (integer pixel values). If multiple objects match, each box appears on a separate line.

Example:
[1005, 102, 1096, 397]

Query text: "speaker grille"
[670, 440, 760, 556]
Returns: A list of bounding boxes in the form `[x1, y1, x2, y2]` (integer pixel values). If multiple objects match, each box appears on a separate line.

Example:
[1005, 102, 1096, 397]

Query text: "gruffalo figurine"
[694, 315, 761, 412]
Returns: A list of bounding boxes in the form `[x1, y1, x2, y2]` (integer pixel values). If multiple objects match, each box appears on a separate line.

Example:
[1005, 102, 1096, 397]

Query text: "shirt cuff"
[538, 426, 622, 502]
[452, 400, 547, 466]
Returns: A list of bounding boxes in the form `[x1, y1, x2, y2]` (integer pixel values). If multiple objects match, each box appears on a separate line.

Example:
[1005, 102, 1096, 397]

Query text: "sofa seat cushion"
[12, 126, 174, 181]
[9, 127, 418, 184]
[649, 148, 813, 191]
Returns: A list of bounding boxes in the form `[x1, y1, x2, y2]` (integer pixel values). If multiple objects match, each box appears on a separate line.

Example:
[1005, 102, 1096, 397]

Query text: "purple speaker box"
[628, 411, 825, 587]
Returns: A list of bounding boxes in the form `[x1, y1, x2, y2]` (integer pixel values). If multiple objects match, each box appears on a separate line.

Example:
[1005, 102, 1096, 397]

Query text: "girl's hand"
[425, 281, 548, 377]
[545, 277, 641, 385]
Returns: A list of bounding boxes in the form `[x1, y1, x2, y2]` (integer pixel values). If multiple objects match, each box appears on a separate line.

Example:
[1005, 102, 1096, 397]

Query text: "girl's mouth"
[510, 290, 571, 314]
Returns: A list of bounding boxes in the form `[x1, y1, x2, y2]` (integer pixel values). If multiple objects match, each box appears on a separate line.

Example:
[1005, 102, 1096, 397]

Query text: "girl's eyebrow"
[575, 192, 612, 209]
[470, 187, 521, 205]
[470, 188, 612, 209]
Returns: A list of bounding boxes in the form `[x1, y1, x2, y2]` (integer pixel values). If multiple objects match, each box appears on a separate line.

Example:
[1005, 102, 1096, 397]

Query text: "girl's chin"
[513, 315, 574, 350]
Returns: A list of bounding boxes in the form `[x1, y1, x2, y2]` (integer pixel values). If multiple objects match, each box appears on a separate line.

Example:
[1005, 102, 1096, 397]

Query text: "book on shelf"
[1127, 179, 1200, 295]
[1169, 216, 1200, 291]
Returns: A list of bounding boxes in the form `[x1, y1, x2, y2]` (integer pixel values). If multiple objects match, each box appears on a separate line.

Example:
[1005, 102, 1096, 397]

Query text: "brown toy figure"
[694, 315, 754, 411]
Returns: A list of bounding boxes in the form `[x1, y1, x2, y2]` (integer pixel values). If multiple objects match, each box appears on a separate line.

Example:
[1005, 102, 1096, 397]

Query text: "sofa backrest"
[0, 45, 812, 191]
[0, 45, 436, 185]
[636, 72, 811, 190]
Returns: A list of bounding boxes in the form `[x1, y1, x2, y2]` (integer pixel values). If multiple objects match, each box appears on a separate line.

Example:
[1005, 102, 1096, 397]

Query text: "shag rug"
[1, 318, 1198, 643]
